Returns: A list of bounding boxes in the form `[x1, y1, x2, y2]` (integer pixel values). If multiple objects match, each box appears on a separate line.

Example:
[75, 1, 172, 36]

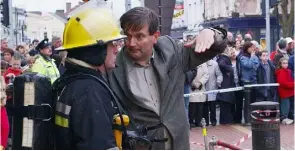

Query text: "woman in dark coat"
[230, 47, 244, 124]
[216, 47, 236, 125]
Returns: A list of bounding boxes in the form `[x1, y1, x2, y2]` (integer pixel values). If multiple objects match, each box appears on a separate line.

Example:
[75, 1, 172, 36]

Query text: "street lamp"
[44, 27, 47, 39]
[270, 1, 281, 41]
[266, 0, 271, 53]
[21, 24, 26, 42]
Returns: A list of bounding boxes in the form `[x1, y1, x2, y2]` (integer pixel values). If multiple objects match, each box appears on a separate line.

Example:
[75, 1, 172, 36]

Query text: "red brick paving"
[280, 124, 294, 150]
[190, 124, 294, 150]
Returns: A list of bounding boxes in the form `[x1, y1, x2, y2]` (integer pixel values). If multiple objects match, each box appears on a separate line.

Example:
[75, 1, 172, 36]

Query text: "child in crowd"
[0, 76, 9, 149]
[22, 56, 37, 73]
[3, 55, 22, 84]
[1, 60, 9, 75]
[256, 50, 277, 102]
[2, 48, 14, 65]
[275, 57, 294, 125]
[15, 45, 26, 56]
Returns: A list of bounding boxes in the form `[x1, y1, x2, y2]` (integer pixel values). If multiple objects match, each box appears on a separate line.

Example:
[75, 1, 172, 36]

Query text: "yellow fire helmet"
[57, 8, 126, 51]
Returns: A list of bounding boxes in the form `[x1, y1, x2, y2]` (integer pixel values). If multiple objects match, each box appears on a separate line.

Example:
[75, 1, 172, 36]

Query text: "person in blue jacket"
[239, 41, 260, 85]
[288, 55, 294, 79]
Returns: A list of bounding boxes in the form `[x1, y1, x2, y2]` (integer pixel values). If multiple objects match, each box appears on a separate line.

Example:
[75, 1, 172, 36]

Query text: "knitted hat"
[286, 37, 293, 44]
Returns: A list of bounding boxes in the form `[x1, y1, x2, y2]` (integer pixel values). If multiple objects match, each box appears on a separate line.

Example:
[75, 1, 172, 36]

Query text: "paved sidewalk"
[190, 124, 294, 150]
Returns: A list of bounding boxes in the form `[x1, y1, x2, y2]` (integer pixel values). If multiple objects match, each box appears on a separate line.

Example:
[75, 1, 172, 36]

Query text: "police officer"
[31, 39, 60, 84]
[53, 8, 126, 150]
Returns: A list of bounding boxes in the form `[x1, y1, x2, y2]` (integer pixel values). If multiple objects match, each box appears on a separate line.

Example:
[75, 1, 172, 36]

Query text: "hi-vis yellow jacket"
[31, 55, 60, 84]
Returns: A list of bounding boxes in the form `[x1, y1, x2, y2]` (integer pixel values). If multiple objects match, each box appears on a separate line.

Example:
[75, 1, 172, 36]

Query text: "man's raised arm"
[176, 27, 228, 72]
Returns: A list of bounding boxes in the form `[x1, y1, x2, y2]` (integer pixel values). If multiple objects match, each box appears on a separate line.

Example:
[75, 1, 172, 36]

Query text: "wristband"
[208, 27, 227, 39]
[208, 27, 223, 34]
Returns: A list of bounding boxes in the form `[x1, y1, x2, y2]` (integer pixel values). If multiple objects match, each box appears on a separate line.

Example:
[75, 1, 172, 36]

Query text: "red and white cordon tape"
[222, 131, 252, 150]
[251, 110, 280, 123]
[215, 131, 252, 150]
[190, 141, 205, 147]
[251, 109, 280, 114]
[233, 131, 252, 146]
[190, 131, 252, 150]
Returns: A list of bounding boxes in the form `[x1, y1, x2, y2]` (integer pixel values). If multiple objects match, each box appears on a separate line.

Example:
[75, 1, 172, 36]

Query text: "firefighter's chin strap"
[66, 58, 110, 79]
[66, 58, 97, 70]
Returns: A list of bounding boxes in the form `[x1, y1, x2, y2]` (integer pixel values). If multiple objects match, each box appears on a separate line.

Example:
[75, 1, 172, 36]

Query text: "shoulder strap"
[79, 74, 129, 138]
[53, 73, 122, 112]
[52, 73, 128, 135]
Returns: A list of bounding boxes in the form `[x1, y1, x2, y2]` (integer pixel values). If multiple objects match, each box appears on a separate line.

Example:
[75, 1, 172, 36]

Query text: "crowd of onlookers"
[0, 32, 294, 138]
[0, 37, 63, 149]
[184, 33, 294, 128]
[0, 37, 64, 83]
[0, 37, 125, 82]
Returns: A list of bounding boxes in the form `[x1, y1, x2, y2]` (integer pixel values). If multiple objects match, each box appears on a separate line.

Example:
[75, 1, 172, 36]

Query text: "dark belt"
[6, 104, 52, 121]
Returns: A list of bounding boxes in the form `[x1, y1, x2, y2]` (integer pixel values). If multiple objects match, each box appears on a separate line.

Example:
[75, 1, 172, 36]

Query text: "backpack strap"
[52, 73, 128, 135]
[53, 73, 122, 114]
[7, 103, 52, 121]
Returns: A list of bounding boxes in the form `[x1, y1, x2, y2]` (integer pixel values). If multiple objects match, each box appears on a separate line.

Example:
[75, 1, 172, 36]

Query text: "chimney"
[55, 10, 65, 18]
[66, 2, 71, 13]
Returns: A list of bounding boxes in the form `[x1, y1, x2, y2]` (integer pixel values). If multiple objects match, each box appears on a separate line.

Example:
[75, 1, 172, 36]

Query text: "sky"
[12, 0, 82, 12]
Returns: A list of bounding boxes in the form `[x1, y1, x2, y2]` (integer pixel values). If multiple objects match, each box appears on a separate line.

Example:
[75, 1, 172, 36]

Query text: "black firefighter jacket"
[53, 62, 118, 150]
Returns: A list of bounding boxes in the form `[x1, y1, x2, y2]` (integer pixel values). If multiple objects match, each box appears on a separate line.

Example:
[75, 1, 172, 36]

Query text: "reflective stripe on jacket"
[53, 62, 118, 150]
[31, 55, 60, 84]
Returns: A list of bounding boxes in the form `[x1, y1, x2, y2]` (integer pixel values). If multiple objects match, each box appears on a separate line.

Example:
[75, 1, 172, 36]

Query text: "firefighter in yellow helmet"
[31, 38, 60, 84]
[52, 8, 126, 150]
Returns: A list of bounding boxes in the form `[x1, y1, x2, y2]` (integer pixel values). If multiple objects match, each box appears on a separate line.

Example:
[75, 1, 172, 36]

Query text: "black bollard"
[251, 101, 280, 150]
[243, 85, 252, 125]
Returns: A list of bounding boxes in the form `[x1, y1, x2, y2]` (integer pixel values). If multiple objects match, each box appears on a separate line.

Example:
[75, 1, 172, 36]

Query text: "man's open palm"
[184, 29, 215, 53]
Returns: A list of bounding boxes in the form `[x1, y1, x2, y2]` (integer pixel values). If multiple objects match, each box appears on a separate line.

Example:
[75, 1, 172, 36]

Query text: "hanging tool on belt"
[113, 109, 168, 150]
[120, 123, 168, 150]
[112, 99, 168, 150]
[113, 114, 129, 149]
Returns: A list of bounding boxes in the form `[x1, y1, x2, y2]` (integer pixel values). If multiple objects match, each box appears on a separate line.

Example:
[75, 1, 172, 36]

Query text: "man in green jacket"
[108, 7, 227, 149]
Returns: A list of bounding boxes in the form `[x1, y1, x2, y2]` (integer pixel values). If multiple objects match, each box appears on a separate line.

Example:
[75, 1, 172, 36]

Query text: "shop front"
[200, 17, 280, 51]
